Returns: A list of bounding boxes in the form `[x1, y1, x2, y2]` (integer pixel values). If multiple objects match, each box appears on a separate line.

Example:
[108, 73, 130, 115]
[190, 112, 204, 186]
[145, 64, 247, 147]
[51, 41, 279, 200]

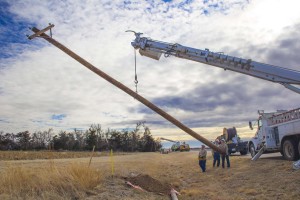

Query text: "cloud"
[0, 0, 299, 142]
[265, 23, 300, 69]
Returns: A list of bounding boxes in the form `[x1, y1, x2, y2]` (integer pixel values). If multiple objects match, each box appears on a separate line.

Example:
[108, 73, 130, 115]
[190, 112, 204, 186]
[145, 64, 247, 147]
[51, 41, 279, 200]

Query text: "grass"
[0, 150, 130, 160]
[0, 151, 299, 199]
[0, 161, 102, 200]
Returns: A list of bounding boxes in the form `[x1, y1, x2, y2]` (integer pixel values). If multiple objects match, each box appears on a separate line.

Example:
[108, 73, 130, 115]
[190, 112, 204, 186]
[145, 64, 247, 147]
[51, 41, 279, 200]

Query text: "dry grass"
[0, 151, 300, 199]
[0, 161, 102, 200]
[0, 150, 129, 160]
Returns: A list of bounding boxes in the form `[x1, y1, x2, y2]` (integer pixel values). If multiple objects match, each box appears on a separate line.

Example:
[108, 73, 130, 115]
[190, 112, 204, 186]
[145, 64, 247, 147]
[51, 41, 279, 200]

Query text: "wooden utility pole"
[28, 24, 224, 154]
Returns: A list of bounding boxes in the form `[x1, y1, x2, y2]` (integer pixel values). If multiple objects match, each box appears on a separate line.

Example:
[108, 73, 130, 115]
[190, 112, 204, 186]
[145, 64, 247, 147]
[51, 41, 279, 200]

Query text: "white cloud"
[1, 0, 300, 141]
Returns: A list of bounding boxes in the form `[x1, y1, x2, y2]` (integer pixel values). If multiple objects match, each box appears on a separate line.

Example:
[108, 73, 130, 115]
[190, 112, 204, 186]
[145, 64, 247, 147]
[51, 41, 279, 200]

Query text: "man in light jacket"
[198, 144, 207, 172]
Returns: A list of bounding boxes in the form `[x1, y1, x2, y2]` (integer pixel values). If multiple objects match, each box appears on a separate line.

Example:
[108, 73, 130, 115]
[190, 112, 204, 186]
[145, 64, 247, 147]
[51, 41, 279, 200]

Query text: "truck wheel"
[282, 139, 299, 161]
[240, 149, 248, 155]
[298, 140, 300, 159]
[249, 143, 256, 158]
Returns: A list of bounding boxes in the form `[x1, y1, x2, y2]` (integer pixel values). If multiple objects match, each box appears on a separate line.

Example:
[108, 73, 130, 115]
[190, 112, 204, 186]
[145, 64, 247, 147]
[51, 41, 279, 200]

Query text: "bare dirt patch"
[126, 174, 172, 194]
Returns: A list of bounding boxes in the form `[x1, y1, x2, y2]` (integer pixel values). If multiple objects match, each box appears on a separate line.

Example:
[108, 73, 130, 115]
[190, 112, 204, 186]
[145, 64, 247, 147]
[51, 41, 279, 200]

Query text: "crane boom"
[160, 137, 178, 143]
[130, 32, 300, 94]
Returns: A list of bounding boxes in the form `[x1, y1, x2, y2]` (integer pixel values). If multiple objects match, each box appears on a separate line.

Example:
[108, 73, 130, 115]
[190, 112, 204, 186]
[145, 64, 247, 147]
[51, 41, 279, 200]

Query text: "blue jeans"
[213, 152, 220, 167]
[221, 155, 230, 168]
[199, 160, 206, 172]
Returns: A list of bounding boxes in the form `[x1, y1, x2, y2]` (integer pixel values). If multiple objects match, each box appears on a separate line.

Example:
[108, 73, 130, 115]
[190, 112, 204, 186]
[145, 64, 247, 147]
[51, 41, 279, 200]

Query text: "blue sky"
[1, 0, 300, 142]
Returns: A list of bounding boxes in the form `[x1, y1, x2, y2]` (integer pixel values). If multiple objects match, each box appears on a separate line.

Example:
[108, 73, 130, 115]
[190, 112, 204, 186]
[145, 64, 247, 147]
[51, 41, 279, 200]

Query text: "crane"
[160, 137, 190, 152]
[128, 31, 300, 94]
[160, 137, 178, 143]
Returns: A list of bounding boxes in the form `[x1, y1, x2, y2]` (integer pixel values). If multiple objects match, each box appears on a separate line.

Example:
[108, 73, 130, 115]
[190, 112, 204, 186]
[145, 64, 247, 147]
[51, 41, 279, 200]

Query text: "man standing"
[212, 139, 220, 167]
[198, 144, 207, 172]
[219, 139, 230, 168]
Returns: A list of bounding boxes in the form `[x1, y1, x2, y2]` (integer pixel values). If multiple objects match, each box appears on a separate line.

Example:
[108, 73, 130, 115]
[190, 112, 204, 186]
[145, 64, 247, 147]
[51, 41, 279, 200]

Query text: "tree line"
[0, 122, 162, 152]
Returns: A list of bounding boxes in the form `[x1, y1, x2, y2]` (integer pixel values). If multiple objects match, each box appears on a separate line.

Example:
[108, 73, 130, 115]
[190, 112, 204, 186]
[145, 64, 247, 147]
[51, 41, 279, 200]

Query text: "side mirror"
[249, 121, 253, 130]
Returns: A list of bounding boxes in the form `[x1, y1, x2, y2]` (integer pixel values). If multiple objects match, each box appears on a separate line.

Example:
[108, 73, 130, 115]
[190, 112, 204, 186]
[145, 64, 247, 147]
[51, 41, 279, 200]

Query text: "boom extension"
[130, 32, 300, 94]
[160, 137, 178, 143]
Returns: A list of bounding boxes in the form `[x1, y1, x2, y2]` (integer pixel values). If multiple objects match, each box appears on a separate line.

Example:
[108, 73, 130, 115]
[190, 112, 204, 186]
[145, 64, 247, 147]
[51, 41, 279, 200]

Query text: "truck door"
[265, 127, 277, 148]
[273, 127, 280, 145]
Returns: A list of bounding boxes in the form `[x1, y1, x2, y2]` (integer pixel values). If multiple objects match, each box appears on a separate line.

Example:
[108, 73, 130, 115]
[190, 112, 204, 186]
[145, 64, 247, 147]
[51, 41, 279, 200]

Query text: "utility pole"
[28, 24, 223, 154]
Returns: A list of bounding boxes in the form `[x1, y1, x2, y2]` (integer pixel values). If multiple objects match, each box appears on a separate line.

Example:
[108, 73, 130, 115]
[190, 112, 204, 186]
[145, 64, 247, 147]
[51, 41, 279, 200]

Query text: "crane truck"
[249, 108, 300, 161]
[160, 137, 190, 152]
[129, 32, 300, 161]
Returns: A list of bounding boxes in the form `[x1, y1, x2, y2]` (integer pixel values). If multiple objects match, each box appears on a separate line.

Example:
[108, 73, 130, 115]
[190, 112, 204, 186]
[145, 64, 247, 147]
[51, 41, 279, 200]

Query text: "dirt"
[126, 174, 172, 194]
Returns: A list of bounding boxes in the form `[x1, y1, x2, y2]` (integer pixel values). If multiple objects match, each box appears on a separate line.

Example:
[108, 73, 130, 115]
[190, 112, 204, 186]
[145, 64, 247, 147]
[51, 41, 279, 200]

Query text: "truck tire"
[282, 139, 299, 161]
[249, 143, 256, 158]
[298, 140, 300, 158]
[240, 149, 248, 155]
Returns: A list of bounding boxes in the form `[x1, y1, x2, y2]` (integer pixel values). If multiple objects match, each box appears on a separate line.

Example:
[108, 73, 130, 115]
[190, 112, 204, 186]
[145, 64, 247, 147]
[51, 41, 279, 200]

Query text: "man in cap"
[198, 144, 207, 172]
[211, 139, 220, 167]
[219, 139, 230, 168]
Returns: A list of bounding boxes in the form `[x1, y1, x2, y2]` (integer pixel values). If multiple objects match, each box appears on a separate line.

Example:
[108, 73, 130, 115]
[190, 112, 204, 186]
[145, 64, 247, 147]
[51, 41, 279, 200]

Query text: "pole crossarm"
[29, 25, 223, 154]
[28, 24, 54, 40]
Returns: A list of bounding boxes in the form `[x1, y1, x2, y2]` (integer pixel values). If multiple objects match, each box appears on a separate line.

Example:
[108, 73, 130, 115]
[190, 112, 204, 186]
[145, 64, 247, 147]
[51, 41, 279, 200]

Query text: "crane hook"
[126, 30, 143, 39]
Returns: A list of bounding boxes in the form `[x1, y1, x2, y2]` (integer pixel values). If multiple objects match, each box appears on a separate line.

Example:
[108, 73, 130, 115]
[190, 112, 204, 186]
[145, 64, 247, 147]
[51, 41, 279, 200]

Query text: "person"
[198, 144, 207, 172]
[211, 139, 220, 167]
[219, 139, 230, 168]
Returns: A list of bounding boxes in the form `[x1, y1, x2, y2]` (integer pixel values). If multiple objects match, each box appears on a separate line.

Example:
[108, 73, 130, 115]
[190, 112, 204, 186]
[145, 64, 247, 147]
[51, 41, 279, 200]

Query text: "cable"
[134, 49, 138, 93]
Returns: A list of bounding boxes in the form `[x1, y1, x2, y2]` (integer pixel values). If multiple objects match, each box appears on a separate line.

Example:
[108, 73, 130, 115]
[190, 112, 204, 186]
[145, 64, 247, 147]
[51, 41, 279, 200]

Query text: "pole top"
[27, 23, 54, 40]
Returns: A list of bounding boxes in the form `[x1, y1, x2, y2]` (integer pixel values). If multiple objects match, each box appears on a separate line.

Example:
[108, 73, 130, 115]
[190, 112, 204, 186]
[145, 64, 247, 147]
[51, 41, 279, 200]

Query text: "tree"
[16, 131, 31, 150]
[0, 131, 15, 150]
[73, 129, 85, 151]
[85, 129, 97, 150]
[53, 131, 69, 150]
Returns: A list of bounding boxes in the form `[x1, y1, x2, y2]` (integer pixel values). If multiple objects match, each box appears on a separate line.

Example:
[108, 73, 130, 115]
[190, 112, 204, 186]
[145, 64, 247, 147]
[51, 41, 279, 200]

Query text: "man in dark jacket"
[219, 139, 230, 168]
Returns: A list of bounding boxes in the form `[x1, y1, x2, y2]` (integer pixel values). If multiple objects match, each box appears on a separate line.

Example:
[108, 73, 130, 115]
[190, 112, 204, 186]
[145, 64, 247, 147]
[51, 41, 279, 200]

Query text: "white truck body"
[249, 108, 300, 160]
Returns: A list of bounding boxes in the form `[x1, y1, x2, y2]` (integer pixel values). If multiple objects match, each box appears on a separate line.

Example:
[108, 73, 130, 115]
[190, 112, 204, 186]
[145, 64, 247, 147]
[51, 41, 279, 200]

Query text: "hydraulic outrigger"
[28, 24, 223, 153]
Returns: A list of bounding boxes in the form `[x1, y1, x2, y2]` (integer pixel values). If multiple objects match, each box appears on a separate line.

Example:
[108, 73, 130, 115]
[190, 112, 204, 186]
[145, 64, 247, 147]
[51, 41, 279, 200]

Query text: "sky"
[1, 0, 300, 144]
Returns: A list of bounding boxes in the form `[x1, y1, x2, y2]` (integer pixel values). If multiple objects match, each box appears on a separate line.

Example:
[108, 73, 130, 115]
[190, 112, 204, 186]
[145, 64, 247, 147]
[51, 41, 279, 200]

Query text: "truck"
[217, 127, 248, 155]
[128, 32, 300, 160]
[160, 137, 190, 152]
[248, 108, 300, 161]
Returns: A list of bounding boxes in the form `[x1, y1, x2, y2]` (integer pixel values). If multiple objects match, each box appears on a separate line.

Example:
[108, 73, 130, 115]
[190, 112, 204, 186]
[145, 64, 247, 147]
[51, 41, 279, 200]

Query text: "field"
[0, 150, 299, 200]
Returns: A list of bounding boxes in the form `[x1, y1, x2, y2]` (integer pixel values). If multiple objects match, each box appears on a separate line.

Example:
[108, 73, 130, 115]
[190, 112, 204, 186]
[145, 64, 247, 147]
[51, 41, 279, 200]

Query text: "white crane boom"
[160, 137, 178, 143]
[129, 32, 300, 94]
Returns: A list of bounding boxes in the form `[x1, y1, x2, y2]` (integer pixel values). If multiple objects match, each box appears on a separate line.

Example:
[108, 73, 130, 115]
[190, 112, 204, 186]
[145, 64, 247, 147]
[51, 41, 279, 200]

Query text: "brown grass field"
[0, 150, 299, 200]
